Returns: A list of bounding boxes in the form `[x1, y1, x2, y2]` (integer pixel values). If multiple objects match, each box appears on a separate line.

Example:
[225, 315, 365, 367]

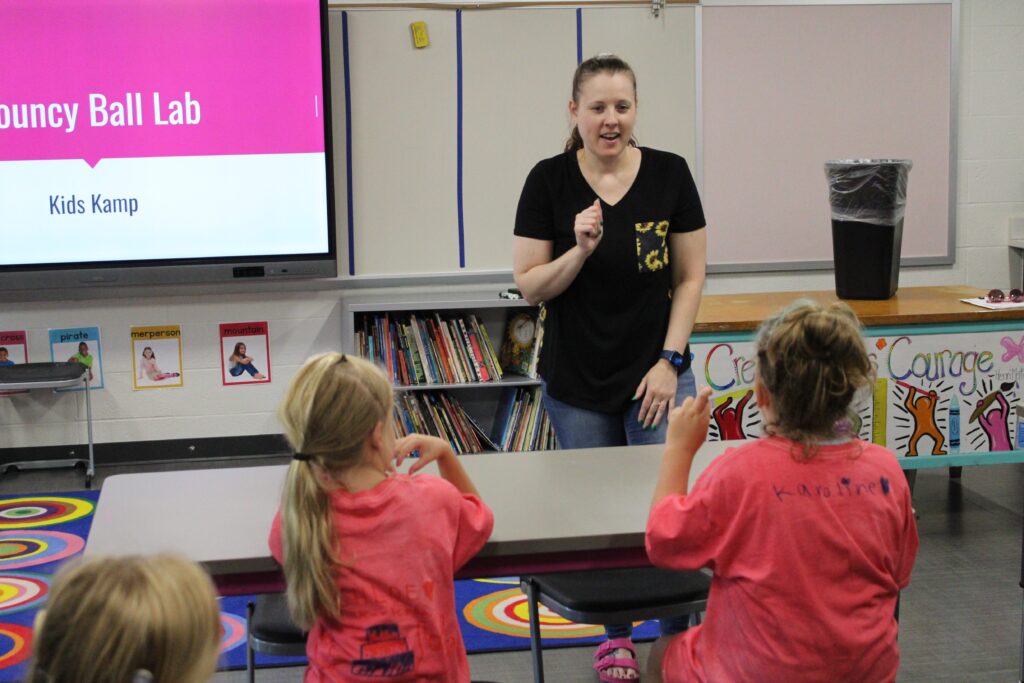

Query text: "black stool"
[246, 593, 307, 682]
[520, 567, 711, 683]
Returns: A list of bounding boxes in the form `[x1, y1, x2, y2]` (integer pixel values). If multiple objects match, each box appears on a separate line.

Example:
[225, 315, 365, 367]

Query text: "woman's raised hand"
[574, 199, 604, 254]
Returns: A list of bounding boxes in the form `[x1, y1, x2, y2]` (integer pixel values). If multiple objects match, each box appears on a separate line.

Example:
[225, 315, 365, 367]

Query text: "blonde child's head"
[278, 352, 394, 629]
[28, 554, 221, 683]
[755, 300, 873, 454]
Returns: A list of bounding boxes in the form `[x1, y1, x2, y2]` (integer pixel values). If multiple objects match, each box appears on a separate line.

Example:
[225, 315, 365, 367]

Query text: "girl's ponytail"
[282, 460, 339, 628]
[277, 352, 393, 628]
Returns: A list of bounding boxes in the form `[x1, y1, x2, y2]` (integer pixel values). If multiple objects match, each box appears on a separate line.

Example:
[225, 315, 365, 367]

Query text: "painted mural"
[692, 330, 1024, 456]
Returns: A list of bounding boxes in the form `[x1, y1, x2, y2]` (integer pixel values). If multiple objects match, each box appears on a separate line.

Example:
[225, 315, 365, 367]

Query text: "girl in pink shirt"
[269, 352, 494, 682]
[646, 300, 919, 683]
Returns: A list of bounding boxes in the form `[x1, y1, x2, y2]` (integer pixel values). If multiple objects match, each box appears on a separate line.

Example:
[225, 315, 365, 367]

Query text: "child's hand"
[393, 434, 455, 475]
[665, 386, 712, 456]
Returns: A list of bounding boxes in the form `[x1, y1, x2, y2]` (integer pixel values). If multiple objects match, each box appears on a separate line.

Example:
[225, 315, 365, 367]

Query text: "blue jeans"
[541, 368, 698, 640]
[541, 368, 697, 448]
[229, 363, 260, 377]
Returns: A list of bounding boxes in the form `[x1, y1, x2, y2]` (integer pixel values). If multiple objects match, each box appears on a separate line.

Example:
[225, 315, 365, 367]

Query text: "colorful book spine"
[409, 316, 437, 384]
[427, 318, 456, 384]
[436, 316, 469, 384]
[460, 318, 490, 382]
[471, 315, 504, 380]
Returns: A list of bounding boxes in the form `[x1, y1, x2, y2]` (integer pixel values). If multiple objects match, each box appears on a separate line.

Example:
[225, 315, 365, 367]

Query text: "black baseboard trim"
[0, 434, 291, 468]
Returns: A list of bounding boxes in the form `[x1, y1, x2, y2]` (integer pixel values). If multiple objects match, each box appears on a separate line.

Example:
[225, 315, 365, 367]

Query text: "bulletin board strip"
[342, 10, 356, 276]
[457, 10, 466, 268]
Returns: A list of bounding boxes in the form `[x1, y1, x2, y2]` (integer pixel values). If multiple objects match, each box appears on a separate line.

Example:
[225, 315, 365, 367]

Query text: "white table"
[85, 441, 737, 591]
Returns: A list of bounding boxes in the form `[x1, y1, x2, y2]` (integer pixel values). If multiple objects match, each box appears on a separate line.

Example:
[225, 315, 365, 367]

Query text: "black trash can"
[825, 159, 912, 300]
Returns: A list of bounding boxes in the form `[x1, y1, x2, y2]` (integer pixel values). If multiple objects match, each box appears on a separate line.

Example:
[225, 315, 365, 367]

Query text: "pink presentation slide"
[0, 0, 331, 268]
[1, 0, 324, 167]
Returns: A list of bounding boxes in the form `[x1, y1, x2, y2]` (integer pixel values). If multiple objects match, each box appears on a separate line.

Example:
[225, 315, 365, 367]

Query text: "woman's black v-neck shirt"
[514, 147, 706, 413]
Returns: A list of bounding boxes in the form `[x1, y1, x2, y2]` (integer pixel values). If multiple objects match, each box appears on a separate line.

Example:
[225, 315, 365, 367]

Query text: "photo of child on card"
[131, 325, 183, 390]
[220, 321, 271, 386]
[48, 327, 105, 391]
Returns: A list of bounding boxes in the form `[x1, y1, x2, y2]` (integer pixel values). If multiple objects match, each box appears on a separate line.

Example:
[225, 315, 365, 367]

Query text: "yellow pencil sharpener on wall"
[411, 21, 429, 49]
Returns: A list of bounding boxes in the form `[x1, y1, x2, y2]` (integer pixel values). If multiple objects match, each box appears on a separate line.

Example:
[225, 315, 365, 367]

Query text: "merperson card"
[131, 324, 183, 390]
[219, 321, 271, 386]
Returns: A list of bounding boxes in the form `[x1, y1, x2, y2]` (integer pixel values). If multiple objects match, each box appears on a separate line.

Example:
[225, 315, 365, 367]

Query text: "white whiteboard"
[329, 5, 699, 278]
[326, 1, 954, 279]
[701, 2, 954, 270]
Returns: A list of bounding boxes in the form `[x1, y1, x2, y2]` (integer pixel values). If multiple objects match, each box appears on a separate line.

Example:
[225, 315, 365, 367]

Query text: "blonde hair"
[278, 352, 393, 629]
[755, 300, 873, 459]
[28, 554, 221, 683]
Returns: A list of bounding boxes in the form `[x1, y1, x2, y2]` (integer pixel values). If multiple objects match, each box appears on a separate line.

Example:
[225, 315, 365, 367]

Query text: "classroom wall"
[1, 0, 1022, 454]
[706, 0, 1024, 296]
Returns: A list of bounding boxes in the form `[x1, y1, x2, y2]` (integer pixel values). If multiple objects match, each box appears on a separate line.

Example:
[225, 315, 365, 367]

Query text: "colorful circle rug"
[0, 497, 94, 529]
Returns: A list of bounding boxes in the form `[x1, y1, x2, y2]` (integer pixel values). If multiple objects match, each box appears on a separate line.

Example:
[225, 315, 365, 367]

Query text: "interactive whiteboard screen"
[0, 0, 335, 289]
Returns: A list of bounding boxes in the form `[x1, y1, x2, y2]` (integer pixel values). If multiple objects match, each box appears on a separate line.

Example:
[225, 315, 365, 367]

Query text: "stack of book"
[393, 391, 499, 454]
[356, 312, 504, 386]
[494, 387, 558, 452]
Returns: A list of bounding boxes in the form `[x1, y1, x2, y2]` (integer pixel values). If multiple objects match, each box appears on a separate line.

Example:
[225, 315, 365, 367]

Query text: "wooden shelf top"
[693, 286, 1022, 333]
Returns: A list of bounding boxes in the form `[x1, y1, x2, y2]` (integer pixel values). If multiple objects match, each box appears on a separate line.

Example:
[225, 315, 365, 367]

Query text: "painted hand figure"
[970, 383, 1014, 452]
[902, 384, 945, 456]
[711, 390, 753, 440]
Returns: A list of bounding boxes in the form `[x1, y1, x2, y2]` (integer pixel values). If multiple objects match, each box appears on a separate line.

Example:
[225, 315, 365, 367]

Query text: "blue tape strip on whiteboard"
[457, 10, 466, 268]
[576, 9, 583, 65]
[342, 11, 355, 276]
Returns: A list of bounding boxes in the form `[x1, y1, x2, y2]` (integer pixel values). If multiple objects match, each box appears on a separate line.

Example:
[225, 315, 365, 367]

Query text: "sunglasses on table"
[986, 288, 1024, 303]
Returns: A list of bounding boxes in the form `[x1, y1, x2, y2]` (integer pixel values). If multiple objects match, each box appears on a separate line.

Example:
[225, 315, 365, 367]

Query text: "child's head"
[277, 352, 393, 629]
[755, 300, 873, 449]
[0, 347, 7, 360]
[142, 346, 154, 359]
[279, 352, 393, 470]
[78, 342, 89, 355]
[233, 342, 246, 356]
[28, 554, 221, 683]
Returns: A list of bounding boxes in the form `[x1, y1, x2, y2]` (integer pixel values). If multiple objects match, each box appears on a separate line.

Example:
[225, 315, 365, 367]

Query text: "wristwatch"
[659, 349, 688, 374]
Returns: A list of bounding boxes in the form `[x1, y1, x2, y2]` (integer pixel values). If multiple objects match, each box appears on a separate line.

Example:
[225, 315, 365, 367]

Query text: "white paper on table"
[960, 297, 1024, 311]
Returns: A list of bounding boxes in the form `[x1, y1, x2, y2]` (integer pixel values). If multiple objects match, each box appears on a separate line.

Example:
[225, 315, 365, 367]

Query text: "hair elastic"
[293, 452, 312, 462]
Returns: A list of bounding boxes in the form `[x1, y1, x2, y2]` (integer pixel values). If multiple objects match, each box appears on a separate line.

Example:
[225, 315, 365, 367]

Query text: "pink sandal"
[593, 637, 640, 682]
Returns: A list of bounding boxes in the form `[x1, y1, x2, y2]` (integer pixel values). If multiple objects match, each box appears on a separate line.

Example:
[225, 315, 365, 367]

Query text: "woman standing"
[512, 54, 707, 681]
